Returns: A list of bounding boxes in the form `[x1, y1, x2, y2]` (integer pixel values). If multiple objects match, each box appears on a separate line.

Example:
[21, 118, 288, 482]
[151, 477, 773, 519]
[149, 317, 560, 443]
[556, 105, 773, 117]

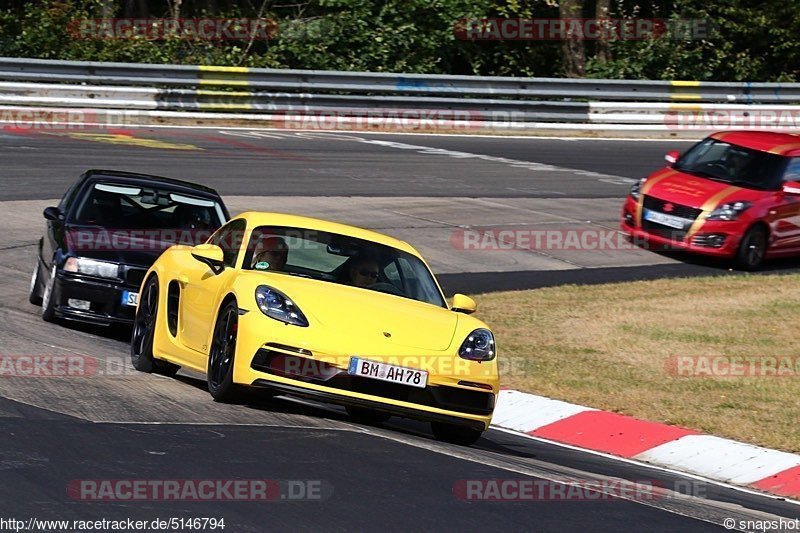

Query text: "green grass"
[474, 274, 800, 452]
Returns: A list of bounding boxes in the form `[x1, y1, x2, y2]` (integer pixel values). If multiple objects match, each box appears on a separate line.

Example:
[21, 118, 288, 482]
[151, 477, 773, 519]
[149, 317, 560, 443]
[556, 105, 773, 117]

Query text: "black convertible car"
[29, 169, 229, 326]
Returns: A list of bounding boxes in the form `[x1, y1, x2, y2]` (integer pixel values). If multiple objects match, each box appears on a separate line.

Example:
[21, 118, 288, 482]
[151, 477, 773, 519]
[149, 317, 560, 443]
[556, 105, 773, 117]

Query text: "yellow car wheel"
[207, 300, 246, 403]
[131, 276, 180, 377]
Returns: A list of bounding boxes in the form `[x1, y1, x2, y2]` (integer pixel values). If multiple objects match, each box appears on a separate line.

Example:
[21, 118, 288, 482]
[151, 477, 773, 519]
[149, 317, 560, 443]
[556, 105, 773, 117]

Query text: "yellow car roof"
[233, 211, 421, 257]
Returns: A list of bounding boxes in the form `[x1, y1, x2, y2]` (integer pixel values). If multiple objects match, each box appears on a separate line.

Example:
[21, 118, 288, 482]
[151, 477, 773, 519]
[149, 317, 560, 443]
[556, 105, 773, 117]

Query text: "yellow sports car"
[131, 212, 498, 445]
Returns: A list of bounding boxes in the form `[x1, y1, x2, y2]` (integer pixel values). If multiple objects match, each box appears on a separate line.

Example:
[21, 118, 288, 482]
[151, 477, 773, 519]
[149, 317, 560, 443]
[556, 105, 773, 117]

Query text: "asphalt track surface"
[0, 128, 678, 200]
[438, 258, 800, 294]
[1, 128, 799, 532]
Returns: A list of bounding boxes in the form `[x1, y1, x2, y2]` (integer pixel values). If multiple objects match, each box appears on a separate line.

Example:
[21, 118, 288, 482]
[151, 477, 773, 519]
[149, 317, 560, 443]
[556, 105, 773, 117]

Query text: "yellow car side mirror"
[191, 243, 225, 274]
[451, 293, 477, 314]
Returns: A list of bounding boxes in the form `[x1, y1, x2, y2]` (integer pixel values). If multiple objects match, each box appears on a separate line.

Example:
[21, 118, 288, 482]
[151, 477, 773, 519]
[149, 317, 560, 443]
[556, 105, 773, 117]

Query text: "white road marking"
[491, 389, 597, 430]
[635, 435, 800, 486]
[494, 427, 800, 507]
[356, 138, 635, 184]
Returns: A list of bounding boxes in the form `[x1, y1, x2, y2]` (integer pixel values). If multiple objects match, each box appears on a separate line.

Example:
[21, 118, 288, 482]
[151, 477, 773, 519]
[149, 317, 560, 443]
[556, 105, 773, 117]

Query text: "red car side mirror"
[782, 181, 800, 195]
[665, 150, 680, 165]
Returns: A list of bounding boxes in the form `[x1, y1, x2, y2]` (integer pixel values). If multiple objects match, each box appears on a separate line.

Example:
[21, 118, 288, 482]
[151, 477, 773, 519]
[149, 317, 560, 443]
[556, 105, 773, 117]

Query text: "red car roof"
[711, 131, 800, 156]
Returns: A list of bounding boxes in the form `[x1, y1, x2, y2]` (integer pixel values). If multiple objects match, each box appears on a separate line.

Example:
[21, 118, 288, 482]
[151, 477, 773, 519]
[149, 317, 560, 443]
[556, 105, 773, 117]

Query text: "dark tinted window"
[72, 182, 225, 231]
[674, 138, 786, 190]
[58, 178, 84, 214]
[783, 158, 800, 183]
[209, 219, 247, 267]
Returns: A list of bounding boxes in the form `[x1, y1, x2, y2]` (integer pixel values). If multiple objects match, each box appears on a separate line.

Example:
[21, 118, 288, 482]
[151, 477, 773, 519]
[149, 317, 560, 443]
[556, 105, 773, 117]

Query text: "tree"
[559, 0, 585, 77]
[594, 0, 610, 64]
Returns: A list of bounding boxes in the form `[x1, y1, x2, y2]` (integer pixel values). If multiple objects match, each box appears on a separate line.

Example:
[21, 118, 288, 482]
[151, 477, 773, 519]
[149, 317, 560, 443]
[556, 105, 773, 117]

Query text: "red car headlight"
[705, 201, 752, 221]
[629, 178, 647, 201]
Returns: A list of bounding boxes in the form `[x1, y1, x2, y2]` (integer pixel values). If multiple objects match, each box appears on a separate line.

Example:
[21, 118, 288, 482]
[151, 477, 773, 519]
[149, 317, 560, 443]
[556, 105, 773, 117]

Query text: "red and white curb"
[491, 389, 800, 500]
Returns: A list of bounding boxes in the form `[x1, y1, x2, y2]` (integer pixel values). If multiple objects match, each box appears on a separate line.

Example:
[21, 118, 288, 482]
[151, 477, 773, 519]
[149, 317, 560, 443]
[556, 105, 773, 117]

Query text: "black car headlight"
[254, 285, 308, 327]
[63, 257, 119, 278]
[705, 201, 752, 221]
[459, 328, 495, 361]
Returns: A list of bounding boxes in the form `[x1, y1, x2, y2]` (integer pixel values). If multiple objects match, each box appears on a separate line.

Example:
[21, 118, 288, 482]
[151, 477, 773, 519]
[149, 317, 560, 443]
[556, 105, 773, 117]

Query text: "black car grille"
[125, 268, 147, 288]
[641, 195, 703, 242]
[643, 195, 703, 220]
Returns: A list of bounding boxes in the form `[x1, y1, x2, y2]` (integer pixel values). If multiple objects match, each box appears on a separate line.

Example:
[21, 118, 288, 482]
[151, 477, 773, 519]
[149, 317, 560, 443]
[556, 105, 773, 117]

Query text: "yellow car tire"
[130, 275, 180, 377]
[207, 300, 247, 403]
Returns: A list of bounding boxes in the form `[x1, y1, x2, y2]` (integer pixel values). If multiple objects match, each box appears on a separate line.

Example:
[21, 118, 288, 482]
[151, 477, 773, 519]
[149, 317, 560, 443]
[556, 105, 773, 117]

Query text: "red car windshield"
[673, 138, 786, 191]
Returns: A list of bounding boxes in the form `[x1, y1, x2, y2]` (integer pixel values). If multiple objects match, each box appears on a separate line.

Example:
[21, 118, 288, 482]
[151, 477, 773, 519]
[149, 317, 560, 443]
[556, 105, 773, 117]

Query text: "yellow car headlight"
[458, 328, 495, 361]
[254, 285, 309, 327]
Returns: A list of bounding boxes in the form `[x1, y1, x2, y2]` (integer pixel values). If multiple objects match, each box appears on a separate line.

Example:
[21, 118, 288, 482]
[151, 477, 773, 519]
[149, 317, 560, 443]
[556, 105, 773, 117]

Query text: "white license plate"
[643, 208, 689, 230]
[348, 357, 428, 388]
[121, 290, 139, 307]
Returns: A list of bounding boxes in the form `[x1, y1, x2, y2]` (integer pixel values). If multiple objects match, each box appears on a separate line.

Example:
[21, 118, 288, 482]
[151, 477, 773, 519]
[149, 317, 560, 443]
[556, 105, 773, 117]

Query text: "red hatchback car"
[621, 131, 800, 270]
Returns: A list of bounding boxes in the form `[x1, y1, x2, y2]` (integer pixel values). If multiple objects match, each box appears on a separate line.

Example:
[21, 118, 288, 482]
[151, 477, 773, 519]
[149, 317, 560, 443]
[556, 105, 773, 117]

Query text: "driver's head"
[348, 256, 380, 288]
[188, 208, 212, 230]
[92, 190, 120, 223]
[728, 151, 748, 173]
[252, 235, 288, 271]
[176, 205, 212, 231]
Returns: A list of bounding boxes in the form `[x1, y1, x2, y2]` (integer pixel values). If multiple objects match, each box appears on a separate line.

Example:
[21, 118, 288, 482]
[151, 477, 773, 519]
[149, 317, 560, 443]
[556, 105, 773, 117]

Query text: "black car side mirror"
[43, 206, 63, 221]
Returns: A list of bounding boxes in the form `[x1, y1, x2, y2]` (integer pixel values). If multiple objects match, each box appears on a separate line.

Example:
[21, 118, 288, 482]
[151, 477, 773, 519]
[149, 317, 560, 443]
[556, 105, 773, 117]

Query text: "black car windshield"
[673, 138, 786, 190]
[71, 182, 226, 231]
[242, 226, 446, 308]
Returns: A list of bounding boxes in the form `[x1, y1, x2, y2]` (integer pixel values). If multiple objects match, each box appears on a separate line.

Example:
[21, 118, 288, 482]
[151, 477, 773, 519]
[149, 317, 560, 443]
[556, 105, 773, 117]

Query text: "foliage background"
[0, 0, 795, 81]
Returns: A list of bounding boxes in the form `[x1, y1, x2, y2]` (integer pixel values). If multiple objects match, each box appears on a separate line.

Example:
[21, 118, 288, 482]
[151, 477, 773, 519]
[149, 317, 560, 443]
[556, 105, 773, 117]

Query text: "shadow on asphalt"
[439, 254, 800, 295]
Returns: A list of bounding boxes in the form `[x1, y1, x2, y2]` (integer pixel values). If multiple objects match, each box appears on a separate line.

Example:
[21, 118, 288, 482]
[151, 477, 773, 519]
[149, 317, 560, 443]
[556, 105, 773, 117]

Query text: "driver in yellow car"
[252, 235, 289, 271]
[347, 256, 380, 288]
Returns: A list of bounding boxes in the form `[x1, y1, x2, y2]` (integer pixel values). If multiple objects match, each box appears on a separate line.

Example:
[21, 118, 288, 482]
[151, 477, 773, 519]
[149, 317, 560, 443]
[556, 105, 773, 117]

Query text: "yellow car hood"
[262, 274, 458, 352]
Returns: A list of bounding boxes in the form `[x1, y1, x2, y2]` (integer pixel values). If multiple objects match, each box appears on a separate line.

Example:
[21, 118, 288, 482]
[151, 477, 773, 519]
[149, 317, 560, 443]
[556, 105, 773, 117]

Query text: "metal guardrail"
[0, 57, 799, 133]
[0, 81, 592, 121]
[2, 57, 800, 104]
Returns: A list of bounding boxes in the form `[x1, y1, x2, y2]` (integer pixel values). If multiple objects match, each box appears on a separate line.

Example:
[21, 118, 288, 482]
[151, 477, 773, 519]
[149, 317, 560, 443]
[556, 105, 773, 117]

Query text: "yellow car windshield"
[242, 225, 446, 308]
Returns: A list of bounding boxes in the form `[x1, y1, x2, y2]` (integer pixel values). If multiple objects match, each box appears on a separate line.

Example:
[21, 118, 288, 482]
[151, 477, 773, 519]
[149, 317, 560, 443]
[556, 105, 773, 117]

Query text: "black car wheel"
[29, 261, 43, 305]
[345, 405, 392, 425]
[131, 276, 180, 376]
[41, 264, 57, 322]
[431, 422, 483, 446]
[735, 225, 768, 271]
[207, 300, 244, 403]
